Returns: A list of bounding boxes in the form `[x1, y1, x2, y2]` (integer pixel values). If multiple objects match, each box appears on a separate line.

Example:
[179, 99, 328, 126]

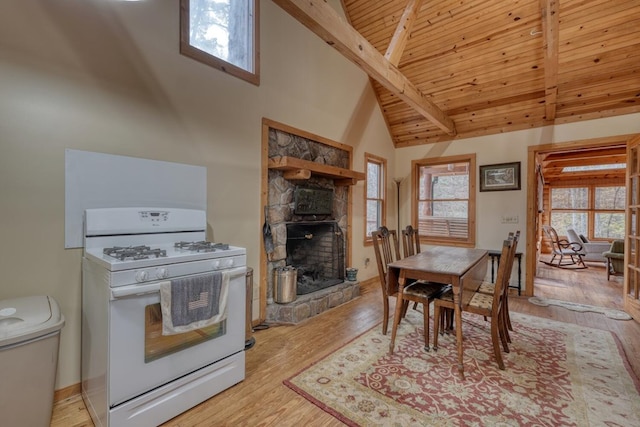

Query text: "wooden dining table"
[386, 246, 488, 379]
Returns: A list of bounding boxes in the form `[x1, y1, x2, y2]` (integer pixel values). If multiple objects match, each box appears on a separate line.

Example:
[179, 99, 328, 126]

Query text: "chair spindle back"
[402, 225, 421, 258]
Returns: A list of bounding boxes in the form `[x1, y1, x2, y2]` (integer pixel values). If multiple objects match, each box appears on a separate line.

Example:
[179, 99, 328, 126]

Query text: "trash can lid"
[0, 296, 65, 347]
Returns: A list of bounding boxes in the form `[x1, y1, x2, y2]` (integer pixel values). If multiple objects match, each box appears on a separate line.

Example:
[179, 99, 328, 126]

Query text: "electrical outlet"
[501, 215, 519, 224]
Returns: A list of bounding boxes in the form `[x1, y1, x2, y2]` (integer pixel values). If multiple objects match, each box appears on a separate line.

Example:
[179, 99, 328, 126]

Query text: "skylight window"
[180, 0, 259, 85]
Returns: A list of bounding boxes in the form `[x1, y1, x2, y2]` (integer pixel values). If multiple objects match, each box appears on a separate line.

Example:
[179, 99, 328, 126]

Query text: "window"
[365, 153, 386, 242]
[180, 0, 259, 85]
[550, 185, 625, 239]
[413, 154, 476, 246]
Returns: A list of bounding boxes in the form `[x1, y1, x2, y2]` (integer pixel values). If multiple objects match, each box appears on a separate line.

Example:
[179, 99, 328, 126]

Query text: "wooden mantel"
[268, 156, 365, 186]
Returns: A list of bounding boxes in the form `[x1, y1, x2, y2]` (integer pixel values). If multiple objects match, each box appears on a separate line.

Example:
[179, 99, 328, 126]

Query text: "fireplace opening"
[286, 221, 344, 295]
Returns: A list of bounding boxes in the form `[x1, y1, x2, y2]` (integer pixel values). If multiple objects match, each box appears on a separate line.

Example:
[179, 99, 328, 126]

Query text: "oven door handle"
[111, 282, 165, 298]
[110, 267, 247, 299]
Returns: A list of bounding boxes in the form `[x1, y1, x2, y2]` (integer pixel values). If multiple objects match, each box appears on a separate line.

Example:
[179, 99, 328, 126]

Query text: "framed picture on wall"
[479, 162, 521, 192]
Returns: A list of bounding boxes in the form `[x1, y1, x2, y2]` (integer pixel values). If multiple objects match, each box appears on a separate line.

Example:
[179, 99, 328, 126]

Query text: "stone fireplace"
[265, 125, 360, 324]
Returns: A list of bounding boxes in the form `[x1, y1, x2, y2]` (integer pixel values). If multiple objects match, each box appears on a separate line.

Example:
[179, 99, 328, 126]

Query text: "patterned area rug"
[284, 310, 640, 426]
[528, 296, 633, 320]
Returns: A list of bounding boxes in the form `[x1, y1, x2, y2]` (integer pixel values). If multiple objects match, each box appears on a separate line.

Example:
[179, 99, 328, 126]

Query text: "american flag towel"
[160, 271, 229, 335]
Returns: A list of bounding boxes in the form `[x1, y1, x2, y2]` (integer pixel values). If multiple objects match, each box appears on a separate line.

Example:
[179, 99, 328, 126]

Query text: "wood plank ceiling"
[539, 145, 627, 185]
[277, 0, 640, 147]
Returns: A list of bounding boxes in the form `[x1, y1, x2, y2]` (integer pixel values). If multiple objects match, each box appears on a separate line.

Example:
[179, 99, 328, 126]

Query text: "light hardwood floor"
[51, 261, 640, 426]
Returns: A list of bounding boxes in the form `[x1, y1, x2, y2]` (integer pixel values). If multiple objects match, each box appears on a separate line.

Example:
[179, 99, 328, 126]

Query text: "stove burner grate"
[174, 241, 230, 252]
[103, 245, 167, 261]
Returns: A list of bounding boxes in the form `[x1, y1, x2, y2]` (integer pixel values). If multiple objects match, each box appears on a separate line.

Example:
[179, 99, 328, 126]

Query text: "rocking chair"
[542, 225, 587, 269]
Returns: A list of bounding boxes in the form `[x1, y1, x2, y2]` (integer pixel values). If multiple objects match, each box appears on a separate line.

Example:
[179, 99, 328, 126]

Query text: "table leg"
[452, 281, 465, 380]
[517, 254, 522, 295]
[389, 272, 406, 354]
[490, 256, 495, 282]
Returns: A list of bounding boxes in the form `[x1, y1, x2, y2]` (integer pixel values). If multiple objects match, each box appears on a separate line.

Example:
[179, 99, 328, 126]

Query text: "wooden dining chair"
[388, 228, 450, 353]
[402, 225, 421, 310]
[478, 230, 520, 339]
[401, 224, 453, 319]
[388, 276, 450, 354]
[433, 238, 515, 370]
[371, 226, 403, 335]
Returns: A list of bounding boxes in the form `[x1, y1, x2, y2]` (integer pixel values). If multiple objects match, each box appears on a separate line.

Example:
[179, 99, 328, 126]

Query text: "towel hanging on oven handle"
[110, 267, 247, 299]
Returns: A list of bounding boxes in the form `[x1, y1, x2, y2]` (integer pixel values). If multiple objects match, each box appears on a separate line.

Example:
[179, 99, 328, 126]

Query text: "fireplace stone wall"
[265, 127, 359, 324]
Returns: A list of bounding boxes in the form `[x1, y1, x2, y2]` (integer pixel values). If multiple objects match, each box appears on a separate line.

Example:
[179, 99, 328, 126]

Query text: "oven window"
[144, 303, 226, 363]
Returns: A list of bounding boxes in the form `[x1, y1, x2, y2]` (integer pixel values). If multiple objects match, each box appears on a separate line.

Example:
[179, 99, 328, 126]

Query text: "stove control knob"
[224, 258, 235, 268]
[135, 270, 149, 283]
[156, 268, 169, 279]
[212, 260, 221, 270]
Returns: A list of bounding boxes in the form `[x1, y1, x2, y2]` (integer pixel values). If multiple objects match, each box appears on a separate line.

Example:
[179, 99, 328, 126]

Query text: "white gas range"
[81, 207, 247, 427]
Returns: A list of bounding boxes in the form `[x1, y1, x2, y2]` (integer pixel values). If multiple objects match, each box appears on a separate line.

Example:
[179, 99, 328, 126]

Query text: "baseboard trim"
[54, 382, 81, 402]
[358, 276, 378, 287]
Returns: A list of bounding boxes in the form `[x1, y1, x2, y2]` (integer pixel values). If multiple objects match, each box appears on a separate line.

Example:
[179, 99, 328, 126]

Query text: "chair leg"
[491, 316, 505, 370]
[505, 296, 513, 332]
[502, 296, 512, 344]
[445, 308, 454, 331]
[498, 311, 510, 354]
[382, 295, 390, 335]
[401, 300, 410, 317]
[389, 296, 405, 354]
[502, 309, 511, 344]
[433, 303, 441, 351]
[577, 255, 586, 268]
[422, 302, 430, 351]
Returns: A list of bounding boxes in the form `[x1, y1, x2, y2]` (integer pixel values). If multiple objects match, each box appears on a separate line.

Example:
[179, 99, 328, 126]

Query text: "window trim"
[364, 153, 387, 244]
[411, 153, 476, 247]
[179, 0, 260, 86]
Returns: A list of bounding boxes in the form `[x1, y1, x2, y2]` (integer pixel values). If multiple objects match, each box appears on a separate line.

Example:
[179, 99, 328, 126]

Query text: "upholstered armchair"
[566, 229, 611, 263]
[603, 240, 625, 280]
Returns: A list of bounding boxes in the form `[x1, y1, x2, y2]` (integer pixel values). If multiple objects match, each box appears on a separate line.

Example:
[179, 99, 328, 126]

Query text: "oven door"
[108, 268, 246, 406]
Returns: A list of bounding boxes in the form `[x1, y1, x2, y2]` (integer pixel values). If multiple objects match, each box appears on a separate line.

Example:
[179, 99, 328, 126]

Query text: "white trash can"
[0, 295, 65, 427]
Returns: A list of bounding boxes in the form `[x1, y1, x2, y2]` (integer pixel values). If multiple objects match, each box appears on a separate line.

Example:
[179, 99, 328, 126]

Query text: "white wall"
[0, 0, 394, 389]
[395, 114, 640, 286]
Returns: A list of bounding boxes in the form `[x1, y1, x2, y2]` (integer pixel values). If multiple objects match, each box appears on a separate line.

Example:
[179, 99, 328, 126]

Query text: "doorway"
[526, 135, 632, 308]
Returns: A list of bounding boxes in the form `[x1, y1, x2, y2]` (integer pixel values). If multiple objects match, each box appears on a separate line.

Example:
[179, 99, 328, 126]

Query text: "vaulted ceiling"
[273, 0, 640, 147]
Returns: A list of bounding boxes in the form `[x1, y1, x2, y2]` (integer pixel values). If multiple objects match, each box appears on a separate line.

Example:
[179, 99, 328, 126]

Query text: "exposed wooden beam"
[384, 0, 425, 66]
[541, 146, 627, 164]
[542, 147, 627, 163]
[271, 0, 457, 136]
[540, 0, 559, 121]
[545, 155, 626, 169]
